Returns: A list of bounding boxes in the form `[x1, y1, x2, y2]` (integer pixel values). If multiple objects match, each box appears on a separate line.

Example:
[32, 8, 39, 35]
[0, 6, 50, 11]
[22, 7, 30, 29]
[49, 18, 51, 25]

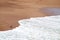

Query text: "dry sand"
[0, 0, 60, 31]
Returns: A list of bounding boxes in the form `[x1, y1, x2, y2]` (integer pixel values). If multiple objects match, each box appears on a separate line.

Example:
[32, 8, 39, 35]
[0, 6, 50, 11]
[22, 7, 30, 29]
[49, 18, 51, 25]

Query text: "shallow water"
[41, 8, 60, 15]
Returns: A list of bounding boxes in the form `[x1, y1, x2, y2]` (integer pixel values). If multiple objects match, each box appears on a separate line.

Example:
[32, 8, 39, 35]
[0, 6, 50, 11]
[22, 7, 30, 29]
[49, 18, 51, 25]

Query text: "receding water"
[41, 8, 60, 15]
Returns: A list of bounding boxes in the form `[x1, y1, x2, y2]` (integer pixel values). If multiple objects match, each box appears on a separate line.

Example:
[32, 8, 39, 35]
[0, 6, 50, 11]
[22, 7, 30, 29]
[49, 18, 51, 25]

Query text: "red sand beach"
[0, 0, 60, 31]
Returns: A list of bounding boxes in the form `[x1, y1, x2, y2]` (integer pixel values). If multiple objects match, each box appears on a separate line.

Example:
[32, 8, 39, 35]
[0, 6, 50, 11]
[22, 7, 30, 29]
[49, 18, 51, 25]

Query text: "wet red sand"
[0, 0, 60, 31]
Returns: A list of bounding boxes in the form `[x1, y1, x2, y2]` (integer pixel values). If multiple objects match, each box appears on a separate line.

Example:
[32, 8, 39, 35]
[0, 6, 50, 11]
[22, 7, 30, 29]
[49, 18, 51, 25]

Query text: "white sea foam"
[0, 15, 60, 40]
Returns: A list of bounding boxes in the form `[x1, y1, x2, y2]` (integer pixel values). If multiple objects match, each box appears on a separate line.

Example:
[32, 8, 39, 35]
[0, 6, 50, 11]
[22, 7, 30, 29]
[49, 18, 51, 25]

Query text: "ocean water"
[41, 8, 60, 15]
[0, 15, 60, 40]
